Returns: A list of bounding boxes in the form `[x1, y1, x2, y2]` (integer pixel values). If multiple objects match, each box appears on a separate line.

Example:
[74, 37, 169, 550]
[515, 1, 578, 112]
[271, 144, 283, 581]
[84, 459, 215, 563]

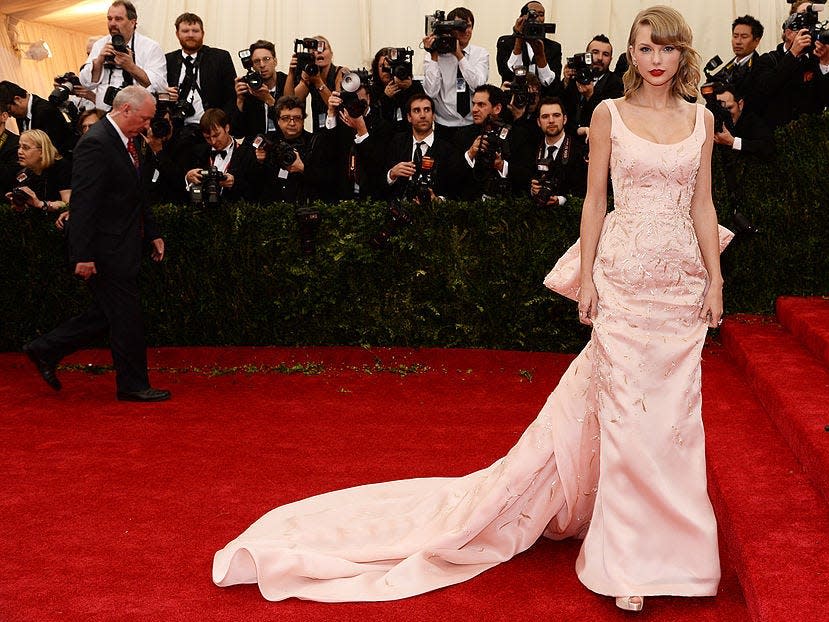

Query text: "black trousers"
[29, 273, 149, 392]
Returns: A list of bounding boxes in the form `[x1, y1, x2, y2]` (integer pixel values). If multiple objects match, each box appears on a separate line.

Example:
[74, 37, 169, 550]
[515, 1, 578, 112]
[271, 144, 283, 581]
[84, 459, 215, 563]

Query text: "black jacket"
[496, 35, 562, 97]
[185, 140, 259, 204]
[562, 71, 624, 132]
[454, 122, 535, 198]
[68, 119, 160, 277]
[230, 72, 288, 139]
[744, 44, 829, 128]
[0, 129, 20, 196]
[165, 45, 237, 115]
[532, 133, 588, 199]
[384, 132, 462, 200]
[27, 95, 76, 157]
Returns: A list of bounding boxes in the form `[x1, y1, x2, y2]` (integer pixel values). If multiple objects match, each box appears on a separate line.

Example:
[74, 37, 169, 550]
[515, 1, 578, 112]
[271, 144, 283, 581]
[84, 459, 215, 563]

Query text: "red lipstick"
[649, 69, 665, 76]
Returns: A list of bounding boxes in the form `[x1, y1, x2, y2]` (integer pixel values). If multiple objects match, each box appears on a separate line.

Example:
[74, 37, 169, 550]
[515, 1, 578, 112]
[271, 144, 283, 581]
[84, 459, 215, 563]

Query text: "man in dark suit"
[561, 35, 624, 140]
[231, 40, 289, 139]
[530, 97, 588, 206]
[455, 84, 534, 199]
[23, 86, 170, 402]
[714, 85, 775, 161]
[0, 108, 20, 197]
[745, 11, 829, 128]
[183, 108, 258, 204]
[321, 81, 394, 201]
[716, 15, 764, 100]
[496, 2, 562, 97]
[385, 93, 461, 201]
[0, 81, 75, 157]
[164, 12, 236, 123]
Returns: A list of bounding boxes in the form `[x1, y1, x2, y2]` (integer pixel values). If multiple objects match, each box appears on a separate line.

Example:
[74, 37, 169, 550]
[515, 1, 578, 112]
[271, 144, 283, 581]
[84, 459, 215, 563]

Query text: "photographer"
[385, 94, 462, 202]
[716, 16, 764, 96]
[164, 13, 236, 127]
[0, 107, 20, 197]
[231, 40, 289, 139]
[286, 36, 348, 134]
[183, 108, 257, 205]
[529, 97, 587, 207]
[455, 84, 534, 199]
[140, 103, 189, 205]
[496, 2, 562, 97]
[371, 47, 425, 133]
[5, 130, 71, 215]
[422, 7, 489, 140]
[256, 96, 327, 203]
[744, 5, 829, 128]
[502, 71, 543, 144]
[713, 85, 775, 161]
[0, 81, 76, 157]
[562, 35, 624, 140]
[80, 1, 167, 111]
[322, 76, 393, 201]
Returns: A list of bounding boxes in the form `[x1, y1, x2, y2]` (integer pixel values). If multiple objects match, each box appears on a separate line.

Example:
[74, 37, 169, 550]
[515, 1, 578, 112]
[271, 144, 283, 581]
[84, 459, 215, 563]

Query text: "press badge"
[278, 169, 289, 179]
[318, 113, 327, 128]
[456, 78, 467, 93]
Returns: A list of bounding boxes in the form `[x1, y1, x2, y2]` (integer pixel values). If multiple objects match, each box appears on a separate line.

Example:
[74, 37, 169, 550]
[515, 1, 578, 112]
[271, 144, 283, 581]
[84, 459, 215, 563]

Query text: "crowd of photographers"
[2, 0, 829, 241]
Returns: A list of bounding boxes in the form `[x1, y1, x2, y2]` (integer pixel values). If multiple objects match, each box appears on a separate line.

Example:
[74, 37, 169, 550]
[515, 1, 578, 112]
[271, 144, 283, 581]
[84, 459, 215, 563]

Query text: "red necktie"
[126, 138, 140, 171]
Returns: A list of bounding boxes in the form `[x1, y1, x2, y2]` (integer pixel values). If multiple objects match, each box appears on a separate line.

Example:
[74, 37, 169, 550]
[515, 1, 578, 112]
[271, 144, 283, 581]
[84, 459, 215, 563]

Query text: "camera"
[384, 47, 414, 81]
[370, 202, 414, 250]
[567, 53, 598, 85]
[474, 118, 511, 177]
[785, 3, 829, 48]
[521, 9, 556, 40]
[407, 155, 435, 205]
[424, 10, 469, 55]
[49, 72, 81, 106]
[505, 65, 531, 108]
[104, 33, 129, 69]
[533, 157, 561, 207]
[699, 81, 734, 134]
[339, 69, 371, 118]
[103, 85, 123, 107]
[295, 206, 321, 255]
[253, 134, 298, 170]
[294, 38, 324, 79]
[190, 166, 226, 207]
[238, 49, 264, 91]
[10, 171, 30, 212]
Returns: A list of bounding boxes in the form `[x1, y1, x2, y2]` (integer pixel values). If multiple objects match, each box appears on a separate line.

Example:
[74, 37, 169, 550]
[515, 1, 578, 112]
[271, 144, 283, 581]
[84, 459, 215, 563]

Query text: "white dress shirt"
[81, 31, 167, 110]
[507, 44, 556, 85]
[423, 43, 489, 127]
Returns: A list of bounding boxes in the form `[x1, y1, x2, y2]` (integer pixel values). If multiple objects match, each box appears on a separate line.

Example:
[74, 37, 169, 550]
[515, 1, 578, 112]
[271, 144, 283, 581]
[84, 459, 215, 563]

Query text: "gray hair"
[112, 85, 153, 110]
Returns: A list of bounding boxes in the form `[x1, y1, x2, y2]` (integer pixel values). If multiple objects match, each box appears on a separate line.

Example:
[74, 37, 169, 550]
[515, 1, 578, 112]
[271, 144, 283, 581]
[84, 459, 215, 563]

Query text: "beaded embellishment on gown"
[212, 98, 729, 602]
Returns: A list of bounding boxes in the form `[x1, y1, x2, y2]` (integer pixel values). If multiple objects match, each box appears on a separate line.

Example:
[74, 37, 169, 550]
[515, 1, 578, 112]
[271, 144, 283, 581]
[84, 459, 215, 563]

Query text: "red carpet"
[1, 346, 750, 621]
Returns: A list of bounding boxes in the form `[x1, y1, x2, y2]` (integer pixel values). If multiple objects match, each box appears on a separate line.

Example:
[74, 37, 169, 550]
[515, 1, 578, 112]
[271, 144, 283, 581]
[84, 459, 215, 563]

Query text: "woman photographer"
[370, 46, 423, 133]
[285, 35, 347, 133]
[5, 129, 71, 223]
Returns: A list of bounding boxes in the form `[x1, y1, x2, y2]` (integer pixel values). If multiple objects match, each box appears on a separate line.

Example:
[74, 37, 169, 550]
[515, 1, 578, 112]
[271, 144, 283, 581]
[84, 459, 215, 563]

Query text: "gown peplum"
[212, 98, 729, 602]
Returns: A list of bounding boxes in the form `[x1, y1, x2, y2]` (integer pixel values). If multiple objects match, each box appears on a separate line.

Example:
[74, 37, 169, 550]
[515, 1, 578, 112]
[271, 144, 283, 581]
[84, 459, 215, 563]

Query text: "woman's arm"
[690, 108, 724, 328]
[577, 101, 611, 325]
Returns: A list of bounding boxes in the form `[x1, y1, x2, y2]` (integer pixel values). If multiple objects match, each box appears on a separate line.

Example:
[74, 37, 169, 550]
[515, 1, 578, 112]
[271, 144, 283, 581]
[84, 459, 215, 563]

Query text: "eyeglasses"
[252, 56, 274, 66]
[19, 144, 42, 151]
[278, 115, 303, 123]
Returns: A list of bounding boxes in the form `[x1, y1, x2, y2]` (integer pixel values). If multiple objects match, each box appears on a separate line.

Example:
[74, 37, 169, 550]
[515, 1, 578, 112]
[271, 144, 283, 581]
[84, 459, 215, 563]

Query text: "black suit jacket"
[384, 132, 462, 200]
[563, 71, 624, 132]
[165, 45, 237, 114]
[533, 134, 588, 199]
[744, 44, 829, 128]
[454, 122, 535, 198]
[0, 129, 20, 196]
[28, 95, 76, 157]
[230, 72, 288, 139]
[496, 35, 562, 97]
[731, 110, 775, 161]
[186, 139, 259, 203]
[68, 119, 160, 278]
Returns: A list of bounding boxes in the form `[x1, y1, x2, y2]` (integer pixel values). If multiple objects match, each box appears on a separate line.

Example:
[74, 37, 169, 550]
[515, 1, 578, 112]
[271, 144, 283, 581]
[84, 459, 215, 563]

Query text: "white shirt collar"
[105, 114, 130, 148]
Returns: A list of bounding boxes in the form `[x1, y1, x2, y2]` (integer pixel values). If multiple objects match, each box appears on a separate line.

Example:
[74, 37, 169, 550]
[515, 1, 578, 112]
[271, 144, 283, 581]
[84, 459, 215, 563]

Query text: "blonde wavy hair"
[20, 129, 61, 171]
[623, 5, 701, 102]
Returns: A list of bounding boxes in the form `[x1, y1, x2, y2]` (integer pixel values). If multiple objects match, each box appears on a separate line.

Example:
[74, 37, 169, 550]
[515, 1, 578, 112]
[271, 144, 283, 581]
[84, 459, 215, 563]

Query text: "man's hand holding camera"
[468, 135, 504, 173]
[529, 179, 559, 206]
[235, 76, 276, 106]
[790, 28, 812, 57]
[93, 42, 151, 88]
[328, 91, 368, 135]
[5, 186, 40, 212]
[713, 125, 736, 147]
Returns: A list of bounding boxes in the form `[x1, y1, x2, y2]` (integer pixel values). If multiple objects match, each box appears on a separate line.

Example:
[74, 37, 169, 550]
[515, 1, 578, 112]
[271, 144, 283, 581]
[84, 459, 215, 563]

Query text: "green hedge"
[2, 113, 827, 353]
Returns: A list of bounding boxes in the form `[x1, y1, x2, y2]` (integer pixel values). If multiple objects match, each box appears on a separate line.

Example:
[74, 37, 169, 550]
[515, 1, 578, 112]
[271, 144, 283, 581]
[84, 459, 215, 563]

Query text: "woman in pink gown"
[213, 6, 727, 612]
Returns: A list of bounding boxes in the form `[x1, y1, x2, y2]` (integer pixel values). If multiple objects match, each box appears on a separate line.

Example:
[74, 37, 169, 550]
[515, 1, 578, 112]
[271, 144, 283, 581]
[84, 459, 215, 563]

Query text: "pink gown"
[212, 98, 727, 602]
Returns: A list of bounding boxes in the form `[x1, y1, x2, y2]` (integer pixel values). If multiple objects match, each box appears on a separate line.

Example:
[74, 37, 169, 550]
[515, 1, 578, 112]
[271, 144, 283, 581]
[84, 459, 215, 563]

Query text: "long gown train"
[213, 99, 729, 602]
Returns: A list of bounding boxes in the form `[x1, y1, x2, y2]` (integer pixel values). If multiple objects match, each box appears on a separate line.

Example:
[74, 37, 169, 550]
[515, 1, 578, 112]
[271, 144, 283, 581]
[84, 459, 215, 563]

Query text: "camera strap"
[0, 132, 8, 152]
[539, 135, 571, 166]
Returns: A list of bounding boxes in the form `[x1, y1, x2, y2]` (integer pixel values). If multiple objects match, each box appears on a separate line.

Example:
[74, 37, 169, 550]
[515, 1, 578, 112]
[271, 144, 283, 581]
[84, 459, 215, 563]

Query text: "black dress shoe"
[23, 344, 61, 391]
[117, 387, 171, 402]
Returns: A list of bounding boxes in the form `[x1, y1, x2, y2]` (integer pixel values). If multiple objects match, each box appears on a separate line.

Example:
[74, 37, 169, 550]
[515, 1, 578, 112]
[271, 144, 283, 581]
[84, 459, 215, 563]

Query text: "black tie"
[546, 145, 557, 161]
[456, 64, 470, 118]
[413, 141, 425, 169]
[180, 55, 196, 99]
[211, 149, 227, 160]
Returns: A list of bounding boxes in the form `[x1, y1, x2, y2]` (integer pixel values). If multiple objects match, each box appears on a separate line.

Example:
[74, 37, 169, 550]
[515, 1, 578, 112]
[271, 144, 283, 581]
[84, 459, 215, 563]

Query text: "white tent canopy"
[2, 1, 797, 105]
